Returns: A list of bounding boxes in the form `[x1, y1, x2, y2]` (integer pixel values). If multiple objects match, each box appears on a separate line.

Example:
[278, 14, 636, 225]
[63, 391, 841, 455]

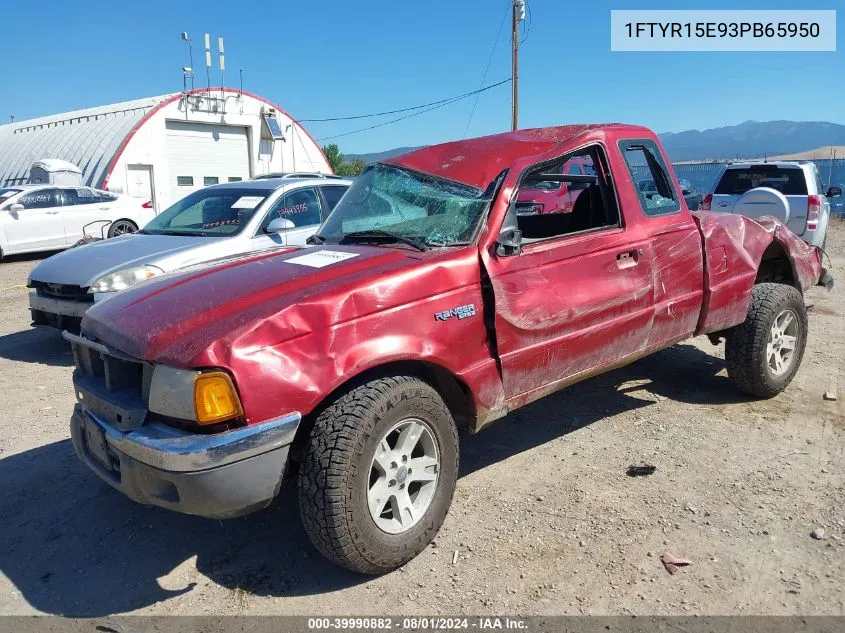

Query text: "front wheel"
[725, 283, 808, 398]
[298, 376, 459, 574]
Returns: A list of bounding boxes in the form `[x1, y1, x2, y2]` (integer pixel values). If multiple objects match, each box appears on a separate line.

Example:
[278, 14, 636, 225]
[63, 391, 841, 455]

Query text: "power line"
[316, 78, 512, 142]
[463, 0, 511, 139]
[302, 79, 511, 122]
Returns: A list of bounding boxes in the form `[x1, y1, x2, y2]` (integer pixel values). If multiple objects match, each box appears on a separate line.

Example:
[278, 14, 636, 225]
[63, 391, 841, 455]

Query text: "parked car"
[0, 184, 155, 258]
[254, 171, 345, 180]
[67, 124, 827, 575]
[27, 177, 351, 330]
[638, 178, 702, 210]
[701, 161, 840, 249]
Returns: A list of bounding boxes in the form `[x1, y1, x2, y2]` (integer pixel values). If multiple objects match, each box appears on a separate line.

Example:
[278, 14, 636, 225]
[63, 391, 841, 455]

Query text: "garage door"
[165, 121, 251, 206]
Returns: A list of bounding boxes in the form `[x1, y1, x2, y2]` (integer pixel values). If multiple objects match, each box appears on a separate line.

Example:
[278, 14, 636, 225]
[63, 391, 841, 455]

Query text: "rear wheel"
[298, 376, 459, 574]
[108, 219, 138, 238]
[725, 283, 808, 398]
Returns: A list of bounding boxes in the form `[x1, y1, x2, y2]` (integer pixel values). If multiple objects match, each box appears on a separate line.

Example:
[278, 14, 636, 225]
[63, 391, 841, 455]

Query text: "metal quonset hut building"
[0, 88, 331, 211]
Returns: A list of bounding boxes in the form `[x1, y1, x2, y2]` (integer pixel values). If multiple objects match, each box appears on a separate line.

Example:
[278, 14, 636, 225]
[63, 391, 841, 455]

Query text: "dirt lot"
[0, 226, 843, 618]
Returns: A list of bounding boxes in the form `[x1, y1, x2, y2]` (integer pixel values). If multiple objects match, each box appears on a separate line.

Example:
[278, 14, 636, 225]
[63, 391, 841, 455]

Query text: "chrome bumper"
[71, 406, 301, 518]
[77, 406, 301, 472]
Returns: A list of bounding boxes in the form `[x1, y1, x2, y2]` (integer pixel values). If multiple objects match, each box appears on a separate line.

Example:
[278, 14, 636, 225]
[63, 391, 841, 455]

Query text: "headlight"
[149, 366, 244, 425]
[88, 265, 163, 293]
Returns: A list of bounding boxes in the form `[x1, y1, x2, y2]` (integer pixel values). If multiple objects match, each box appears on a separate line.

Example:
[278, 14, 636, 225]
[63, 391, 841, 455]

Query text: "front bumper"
[70, 405, 301, 519]
[29, 291, 91, 329]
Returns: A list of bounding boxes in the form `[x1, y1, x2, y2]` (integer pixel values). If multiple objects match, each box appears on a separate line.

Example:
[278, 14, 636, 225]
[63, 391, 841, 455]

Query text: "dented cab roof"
[384, 124, 652, 189]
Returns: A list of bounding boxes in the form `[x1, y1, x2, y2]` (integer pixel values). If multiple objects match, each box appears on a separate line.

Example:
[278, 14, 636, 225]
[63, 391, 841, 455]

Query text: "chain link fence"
[668, 159, 845, 195]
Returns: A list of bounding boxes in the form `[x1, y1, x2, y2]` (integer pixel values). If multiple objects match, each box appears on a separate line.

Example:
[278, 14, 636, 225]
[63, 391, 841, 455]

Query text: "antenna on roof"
[218, 37, 225, 101]
[180, 32, 195, 92]
[9, 115, 14, 123]
[204, 33, 211, 97]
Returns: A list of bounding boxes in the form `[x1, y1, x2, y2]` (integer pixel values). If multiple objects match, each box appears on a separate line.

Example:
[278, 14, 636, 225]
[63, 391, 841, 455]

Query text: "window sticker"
[286, 250, 360, 268]
[232, 196, 265, 209]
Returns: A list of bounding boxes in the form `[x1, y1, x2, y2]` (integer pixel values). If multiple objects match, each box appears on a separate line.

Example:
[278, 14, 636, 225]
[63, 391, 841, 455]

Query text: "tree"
[322, 144, 345, 174]
[338, 158, 366, 177]
[322, 144, 366, 177]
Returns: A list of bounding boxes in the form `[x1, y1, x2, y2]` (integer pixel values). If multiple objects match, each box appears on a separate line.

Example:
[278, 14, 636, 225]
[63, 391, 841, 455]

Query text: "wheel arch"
[287, 359, 477, 467]
[755, 240, 799, 291]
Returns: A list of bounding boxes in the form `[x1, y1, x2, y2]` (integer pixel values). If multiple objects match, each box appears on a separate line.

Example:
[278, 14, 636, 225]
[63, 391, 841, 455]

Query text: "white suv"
[702, 161, 841, 249]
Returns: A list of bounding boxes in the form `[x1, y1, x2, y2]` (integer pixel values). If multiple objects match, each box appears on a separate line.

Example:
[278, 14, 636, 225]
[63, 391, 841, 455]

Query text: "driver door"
[482, 146, 655, 403]
[2, 188, 65, 253]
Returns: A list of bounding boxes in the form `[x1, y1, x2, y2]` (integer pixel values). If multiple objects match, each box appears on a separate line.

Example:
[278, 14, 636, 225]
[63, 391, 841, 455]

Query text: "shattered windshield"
[316, 164, 492, 248]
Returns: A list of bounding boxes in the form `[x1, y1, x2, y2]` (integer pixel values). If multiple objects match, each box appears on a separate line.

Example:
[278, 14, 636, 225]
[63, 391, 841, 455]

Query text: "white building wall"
[106, 89, 329, 210]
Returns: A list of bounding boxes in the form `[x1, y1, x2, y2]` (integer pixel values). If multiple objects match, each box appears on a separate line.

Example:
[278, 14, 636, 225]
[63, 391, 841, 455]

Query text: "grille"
[70, 333, 152, 431]
[32, 281, 93, 303]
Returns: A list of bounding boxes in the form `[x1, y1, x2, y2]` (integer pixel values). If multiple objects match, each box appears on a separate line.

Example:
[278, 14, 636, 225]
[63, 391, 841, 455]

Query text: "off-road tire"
[298, 376, 459, 574]
[725, 282, 808, 398]
[108, 219, 138, 238]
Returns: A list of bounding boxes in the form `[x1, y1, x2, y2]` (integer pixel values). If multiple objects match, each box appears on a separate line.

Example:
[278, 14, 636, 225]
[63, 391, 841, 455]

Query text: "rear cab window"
[715, 166, 808, 196]
[618, 139, 680, 216]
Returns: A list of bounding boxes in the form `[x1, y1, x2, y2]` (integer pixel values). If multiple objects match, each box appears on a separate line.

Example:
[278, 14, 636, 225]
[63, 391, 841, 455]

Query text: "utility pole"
[511, 1, 520, 130]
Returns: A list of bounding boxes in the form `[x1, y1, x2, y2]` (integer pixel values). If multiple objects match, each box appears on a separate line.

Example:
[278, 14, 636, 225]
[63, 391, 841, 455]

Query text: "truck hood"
[82, 245, 463, 367]
[28, 233, 231, 286]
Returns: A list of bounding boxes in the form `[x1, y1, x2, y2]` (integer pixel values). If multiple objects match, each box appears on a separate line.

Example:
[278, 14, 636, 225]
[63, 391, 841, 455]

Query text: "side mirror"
[265, 217, 295, 234]
[7, 203, 24, 217]
[496, 227, 523, 257]
[827, 186, 842, 198]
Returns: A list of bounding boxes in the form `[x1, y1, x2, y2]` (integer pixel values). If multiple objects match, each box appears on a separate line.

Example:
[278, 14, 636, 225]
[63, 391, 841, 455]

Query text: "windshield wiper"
[306, 233, 327, 245]
[340, 229, 427, 252]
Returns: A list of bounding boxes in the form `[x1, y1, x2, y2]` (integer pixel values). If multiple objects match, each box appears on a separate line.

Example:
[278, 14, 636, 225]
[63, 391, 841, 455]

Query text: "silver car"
[27, 177, 351, 330]
[703, 161, 840, 249]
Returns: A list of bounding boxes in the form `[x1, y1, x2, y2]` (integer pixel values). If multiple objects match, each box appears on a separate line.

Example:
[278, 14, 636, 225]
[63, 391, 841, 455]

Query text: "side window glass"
[619, 139, 680, 216]
[18, 189, 58, 209]
[320, 186, 348, 213]
[261, 187, 322, 231]
[515, 147, 620, 242]
[61, 188, 99, 206]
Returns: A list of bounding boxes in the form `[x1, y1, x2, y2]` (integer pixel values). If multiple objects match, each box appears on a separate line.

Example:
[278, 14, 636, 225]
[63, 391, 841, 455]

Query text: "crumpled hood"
[28, 233, 232, 286]
[82, 245, 439, 366]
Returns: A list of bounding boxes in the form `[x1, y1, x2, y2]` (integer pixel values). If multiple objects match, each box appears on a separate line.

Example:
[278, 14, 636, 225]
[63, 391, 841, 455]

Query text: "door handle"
[46, 210, 59, 215]
[616, 250, 640, 269]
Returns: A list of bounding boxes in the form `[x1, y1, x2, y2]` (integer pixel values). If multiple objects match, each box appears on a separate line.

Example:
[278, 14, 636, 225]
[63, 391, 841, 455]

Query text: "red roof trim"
[100, 87, 332, 189]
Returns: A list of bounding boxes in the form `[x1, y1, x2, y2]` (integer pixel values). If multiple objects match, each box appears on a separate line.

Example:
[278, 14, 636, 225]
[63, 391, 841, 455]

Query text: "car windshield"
[141, 187, 274, 237]
[316, 164, 492, 248]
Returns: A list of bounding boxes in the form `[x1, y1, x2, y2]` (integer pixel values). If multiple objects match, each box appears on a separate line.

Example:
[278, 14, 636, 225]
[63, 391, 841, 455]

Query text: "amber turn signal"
[194, 371, 244, 425]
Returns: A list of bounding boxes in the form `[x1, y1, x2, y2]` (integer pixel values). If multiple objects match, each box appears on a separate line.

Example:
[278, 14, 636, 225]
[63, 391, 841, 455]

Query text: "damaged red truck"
[67, 124, 831, 574]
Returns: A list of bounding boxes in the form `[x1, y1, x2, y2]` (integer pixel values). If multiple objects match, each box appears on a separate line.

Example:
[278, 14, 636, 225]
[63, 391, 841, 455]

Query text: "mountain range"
[347, 120, 845, 164]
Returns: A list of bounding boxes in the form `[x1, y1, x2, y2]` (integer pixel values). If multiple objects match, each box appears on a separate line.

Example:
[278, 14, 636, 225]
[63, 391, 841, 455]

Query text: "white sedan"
[0, 184, 157, 258]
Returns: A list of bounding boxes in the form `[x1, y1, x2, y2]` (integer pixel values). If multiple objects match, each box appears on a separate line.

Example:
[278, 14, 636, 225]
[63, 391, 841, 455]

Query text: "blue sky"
[1, 0, 842, 153]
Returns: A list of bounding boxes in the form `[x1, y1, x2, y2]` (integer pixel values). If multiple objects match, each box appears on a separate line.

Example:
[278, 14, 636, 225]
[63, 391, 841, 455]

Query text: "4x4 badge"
[435, 304, 476, 321]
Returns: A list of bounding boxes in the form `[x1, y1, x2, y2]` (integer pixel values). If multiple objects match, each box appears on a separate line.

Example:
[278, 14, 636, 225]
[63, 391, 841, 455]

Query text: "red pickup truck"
[67, 124, 830, 575]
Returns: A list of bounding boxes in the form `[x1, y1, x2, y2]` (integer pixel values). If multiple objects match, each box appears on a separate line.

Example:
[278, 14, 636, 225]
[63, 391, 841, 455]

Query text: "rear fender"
[693, 212, 821, 334]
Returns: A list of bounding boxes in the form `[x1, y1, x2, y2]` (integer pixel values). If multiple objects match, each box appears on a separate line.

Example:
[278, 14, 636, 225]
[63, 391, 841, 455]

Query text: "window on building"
[228, 177, 243, 182]
[177, 176, 194, 187]
[204, 177, 219, 186]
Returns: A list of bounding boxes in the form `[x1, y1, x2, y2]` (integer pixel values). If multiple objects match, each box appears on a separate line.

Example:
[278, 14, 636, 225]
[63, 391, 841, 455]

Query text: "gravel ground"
[0, 226, 843, 617]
